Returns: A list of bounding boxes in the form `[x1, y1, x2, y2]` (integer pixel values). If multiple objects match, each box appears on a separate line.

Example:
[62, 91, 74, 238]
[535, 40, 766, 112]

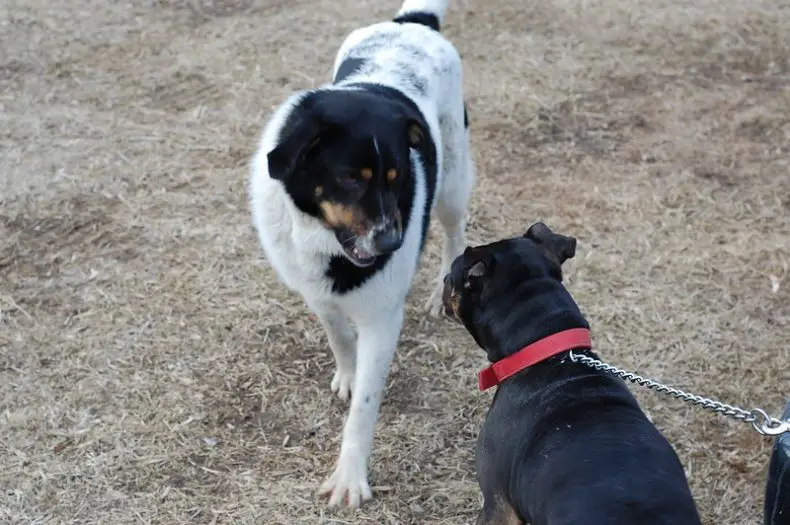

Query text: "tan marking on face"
[386, 168, 398, 182]
[449, 291, 461, 320]
[319, 201, 368, 235]
[360, 168, 373, 180]
[319, 201, 355, 228]
[442, 283, 463, 322]
[314, 186, 323, 197]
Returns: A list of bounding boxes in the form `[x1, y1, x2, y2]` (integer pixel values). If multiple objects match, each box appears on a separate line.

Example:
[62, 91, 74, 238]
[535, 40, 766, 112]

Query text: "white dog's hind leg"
[318, 305, 404, 507]
[425, 114, 475, 317]
[312, 303, 357, 403]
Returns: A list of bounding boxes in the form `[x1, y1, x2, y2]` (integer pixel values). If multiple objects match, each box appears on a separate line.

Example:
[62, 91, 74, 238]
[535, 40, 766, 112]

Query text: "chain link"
[567, 351, 790, 437]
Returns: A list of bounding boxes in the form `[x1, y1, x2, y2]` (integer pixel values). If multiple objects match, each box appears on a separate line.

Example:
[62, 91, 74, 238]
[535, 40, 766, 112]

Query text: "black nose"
[373, 228, 403, 253]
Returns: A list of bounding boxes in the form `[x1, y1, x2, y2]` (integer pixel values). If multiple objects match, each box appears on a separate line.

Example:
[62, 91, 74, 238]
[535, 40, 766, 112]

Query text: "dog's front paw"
[330, 367, 354, 403]
[318, 455, 372, 508]
[424, 283, 445, 318]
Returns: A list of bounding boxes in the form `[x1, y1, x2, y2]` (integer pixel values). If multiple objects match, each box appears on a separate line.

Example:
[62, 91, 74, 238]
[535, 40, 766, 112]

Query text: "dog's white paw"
[318, 455, 372, 508]
[424, 283, 445, 318]
[330, 367, 354, 403]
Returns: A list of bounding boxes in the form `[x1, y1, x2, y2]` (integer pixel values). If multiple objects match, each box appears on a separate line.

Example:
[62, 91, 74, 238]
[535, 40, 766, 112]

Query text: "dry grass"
[2, 0, 790, 523]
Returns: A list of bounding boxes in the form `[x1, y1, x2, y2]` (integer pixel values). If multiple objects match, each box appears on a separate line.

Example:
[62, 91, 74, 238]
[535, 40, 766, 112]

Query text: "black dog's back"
[479, 362, 701, 524]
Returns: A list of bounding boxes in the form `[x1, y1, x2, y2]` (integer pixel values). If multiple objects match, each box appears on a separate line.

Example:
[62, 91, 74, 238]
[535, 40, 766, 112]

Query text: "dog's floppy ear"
[406, 119, 425, 148]
[400, 101, 429, 149]
[464, 255, 496, 291]
[267, 111, 325, 181]
[524, 222, 577, 266]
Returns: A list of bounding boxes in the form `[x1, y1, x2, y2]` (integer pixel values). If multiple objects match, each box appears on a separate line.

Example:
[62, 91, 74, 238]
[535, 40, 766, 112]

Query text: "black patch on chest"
[326, 83, 438, 295]
[393, 11, 441, 32]
[333, 57, 367, 84]
[464, 104, 469, 128]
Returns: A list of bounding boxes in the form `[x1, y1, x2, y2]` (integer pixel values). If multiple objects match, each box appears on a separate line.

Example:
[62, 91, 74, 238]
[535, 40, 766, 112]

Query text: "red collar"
[477, 328, 592, 391]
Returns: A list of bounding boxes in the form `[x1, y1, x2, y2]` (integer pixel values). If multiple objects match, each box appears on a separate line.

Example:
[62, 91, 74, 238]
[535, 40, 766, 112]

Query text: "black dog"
[442, 222, 702, 525]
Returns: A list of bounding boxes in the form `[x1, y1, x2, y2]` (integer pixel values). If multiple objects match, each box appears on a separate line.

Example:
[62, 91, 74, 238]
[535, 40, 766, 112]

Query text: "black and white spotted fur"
[249, 0, 474, 508]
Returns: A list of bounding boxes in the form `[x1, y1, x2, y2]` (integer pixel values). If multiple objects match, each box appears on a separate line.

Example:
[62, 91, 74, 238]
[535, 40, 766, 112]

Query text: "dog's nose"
[373, 228, 403, 253]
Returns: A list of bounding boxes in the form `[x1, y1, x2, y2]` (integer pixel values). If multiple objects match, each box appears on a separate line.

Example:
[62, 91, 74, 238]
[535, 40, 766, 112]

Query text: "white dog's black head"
[267, 88, 429, 267]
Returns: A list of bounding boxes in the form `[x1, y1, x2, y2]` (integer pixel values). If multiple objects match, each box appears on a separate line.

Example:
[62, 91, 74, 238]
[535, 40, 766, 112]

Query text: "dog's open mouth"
[341, 243, 377, 267]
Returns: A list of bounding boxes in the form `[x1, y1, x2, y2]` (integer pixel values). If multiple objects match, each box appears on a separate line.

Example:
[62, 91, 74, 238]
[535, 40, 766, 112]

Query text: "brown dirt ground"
[2, 0, 790, 523]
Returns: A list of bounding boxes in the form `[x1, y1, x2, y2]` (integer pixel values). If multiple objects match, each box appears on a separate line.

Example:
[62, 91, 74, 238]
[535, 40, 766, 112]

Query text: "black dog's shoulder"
[483, 366, 700, 524]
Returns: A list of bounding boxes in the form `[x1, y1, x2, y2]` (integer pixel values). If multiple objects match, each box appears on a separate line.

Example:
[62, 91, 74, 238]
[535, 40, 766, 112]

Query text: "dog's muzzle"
[337, 221, 402, 268]
[372, 226, 402, 253]
[369, 216, 403, 254]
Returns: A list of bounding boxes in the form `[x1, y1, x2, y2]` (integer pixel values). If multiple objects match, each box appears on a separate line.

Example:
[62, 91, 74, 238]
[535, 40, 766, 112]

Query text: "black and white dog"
[249, 0, 473, 508]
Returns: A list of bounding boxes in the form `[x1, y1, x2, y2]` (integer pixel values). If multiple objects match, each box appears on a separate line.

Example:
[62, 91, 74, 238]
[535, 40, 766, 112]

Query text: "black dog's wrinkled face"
[441, 222, 578, 334]
[267, 90, 426, 267]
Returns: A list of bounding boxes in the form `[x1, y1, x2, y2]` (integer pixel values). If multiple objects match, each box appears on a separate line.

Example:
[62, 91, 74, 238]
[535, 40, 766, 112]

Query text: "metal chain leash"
[567, 351, 790, 437]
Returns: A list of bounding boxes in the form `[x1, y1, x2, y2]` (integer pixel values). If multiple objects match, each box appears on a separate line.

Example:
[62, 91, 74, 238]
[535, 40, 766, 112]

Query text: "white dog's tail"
[393, 0, 450, 31]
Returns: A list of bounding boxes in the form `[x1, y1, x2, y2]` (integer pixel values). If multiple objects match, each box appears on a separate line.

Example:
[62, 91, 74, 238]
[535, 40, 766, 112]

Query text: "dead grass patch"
[2, 0, 790, 524]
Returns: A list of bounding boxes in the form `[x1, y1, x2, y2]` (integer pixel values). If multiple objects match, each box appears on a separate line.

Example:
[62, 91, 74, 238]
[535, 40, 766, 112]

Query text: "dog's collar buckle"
[477, 328, 592, 391]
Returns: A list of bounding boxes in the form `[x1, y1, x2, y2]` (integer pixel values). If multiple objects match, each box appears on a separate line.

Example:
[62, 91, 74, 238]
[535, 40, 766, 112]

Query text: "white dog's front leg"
[318, 306, 404, 508]
[310, 303, 357, 403]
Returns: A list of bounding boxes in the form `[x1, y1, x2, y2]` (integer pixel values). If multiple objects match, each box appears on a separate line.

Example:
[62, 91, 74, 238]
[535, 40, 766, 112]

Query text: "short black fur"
[443, 225, 702, 525]
[268, 84, 437, 295]
[393, 11, 441, 32]
[347, 83, 438, 247]
[327, 83, 437, 294]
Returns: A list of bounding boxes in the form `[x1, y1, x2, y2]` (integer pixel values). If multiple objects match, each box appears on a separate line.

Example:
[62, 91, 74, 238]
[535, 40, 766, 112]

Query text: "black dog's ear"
[464, 256, 496, 290]
[524, 222, 577, 266]
[267, 112, 325, 181]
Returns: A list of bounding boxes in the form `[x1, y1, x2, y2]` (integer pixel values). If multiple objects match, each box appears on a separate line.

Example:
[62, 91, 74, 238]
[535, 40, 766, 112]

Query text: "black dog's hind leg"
[476, 497, 523, 525]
